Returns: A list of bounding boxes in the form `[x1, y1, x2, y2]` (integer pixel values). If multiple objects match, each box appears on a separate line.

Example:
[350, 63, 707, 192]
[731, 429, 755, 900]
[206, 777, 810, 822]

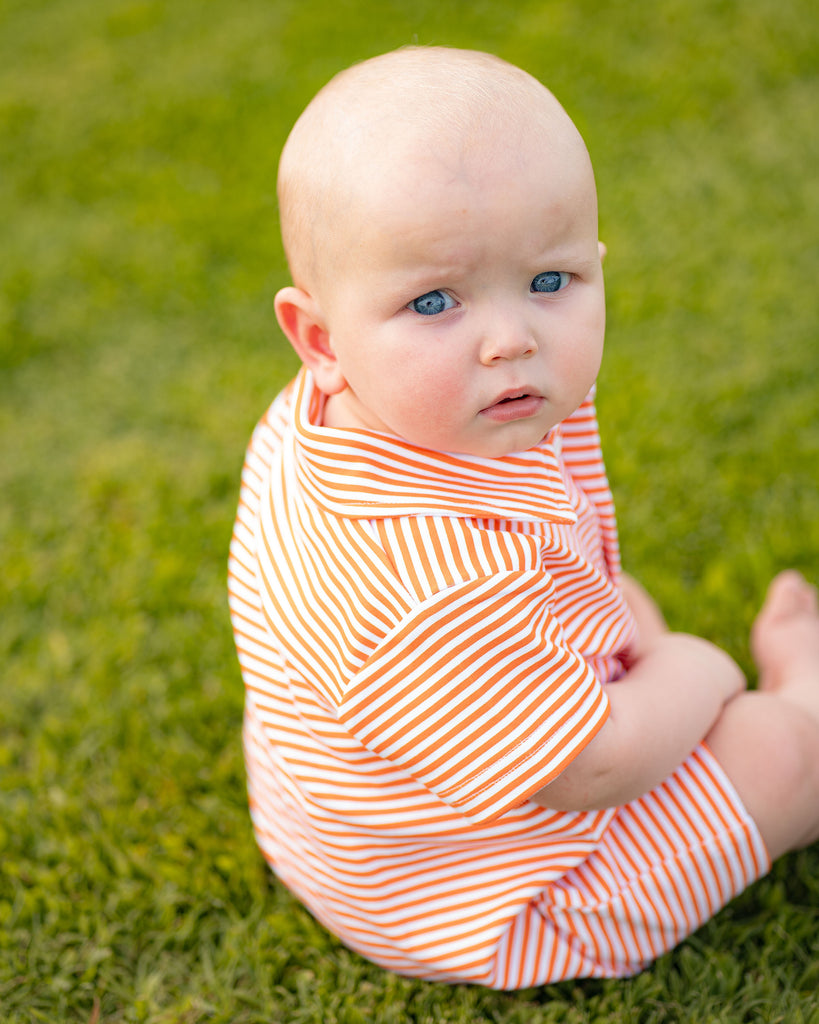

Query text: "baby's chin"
[446, 431, 554, 460]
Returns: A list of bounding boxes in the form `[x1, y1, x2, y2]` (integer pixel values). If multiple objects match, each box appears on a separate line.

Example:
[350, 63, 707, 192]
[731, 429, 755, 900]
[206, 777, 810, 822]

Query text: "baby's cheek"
[401, 361, 459, 406]
[564, 320, 604, 387]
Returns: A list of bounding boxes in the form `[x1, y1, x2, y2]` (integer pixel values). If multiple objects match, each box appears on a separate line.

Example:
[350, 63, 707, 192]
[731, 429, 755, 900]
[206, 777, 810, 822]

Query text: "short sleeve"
[337, 569, 609, 825]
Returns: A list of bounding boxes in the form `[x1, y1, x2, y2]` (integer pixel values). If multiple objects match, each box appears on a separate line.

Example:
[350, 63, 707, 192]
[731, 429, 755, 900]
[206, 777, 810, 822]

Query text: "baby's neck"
[321, 389, 388, 436]
[321, 392, 354, 430]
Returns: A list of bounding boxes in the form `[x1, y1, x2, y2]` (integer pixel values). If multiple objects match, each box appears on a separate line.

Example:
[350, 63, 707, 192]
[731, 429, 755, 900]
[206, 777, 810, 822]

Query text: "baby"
[228, 46, 819, 988]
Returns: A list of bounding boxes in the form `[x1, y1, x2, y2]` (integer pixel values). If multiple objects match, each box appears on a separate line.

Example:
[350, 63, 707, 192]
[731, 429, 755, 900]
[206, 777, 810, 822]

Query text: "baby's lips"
[484, 386, 543, 408]
[480, 392, 545, 421]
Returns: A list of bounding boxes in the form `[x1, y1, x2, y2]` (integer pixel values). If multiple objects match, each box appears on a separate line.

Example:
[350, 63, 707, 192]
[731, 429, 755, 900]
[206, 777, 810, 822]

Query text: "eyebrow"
[534, 247, 600, 269]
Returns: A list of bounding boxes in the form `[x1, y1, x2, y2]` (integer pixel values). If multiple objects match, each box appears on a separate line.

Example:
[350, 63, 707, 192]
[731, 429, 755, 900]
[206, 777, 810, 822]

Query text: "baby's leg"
[619, 572, 668, 656]
[705, 572, 819, 861]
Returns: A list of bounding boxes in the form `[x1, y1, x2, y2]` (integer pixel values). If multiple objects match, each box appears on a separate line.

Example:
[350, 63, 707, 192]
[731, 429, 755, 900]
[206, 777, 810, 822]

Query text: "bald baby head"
[277, 46, 592, 295]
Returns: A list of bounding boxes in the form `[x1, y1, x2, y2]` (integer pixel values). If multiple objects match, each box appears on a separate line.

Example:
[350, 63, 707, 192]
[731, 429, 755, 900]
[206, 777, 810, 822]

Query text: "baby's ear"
[598, 240, 607, 263]
[274, 286, 346, 395]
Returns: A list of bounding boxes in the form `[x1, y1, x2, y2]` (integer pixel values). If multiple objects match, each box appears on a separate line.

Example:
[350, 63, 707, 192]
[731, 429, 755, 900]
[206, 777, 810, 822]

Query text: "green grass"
[1, 0, 818, 1020]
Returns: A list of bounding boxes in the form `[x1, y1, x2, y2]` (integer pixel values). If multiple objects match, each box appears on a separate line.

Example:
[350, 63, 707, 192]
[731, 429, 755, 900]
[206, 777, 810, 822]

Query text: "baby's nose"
[479, 322, 538, 364]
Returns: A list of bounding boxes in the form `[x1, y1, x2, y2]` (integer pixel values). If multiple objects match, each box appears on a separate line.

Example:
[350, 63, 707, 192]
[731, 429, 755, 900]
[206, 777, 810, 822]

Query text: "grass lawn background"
[1, 0, 817, 1020]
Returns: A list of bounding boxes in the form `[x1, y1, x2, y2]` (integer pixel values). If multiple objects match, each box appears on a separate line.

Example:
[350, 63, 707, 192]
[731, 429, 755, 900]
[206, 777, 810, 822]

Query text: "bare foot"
[751, 570, 819, 716]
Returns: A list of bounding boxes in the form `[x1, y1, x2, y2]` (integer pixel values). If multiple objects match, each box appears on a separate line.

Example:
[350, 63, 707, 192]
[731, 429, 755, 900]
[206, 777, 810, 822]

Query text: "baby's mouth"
[481, 391, 544, 421]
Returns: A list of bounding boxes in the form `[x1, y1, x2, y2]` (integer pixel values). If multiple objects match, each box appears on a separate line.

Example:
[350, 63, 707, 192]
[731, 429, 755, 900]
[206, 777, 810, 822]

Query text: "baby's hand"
[657, 632, 747, 702]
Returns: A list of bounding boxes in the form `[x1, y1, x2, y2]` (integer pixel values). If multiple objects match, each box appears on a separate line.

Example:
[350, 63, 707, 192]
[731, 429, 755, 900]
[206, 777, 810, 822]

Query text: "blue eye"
[531, 271, 571, 293]
[409, 290, 455, 316]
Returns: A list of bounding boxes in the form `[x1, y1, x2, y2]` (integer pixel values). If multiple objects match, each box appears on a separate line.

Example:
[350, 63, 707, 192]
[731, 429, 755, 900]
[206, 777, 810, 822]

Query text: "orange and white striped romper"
[228, 368, 769, 988]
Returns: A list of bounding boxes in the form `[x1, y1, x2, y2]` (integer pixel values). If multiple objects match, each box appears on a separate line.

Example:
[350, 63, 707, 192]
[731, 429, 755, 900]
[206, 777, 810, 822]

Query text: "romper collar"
[290, 369, 578, 524]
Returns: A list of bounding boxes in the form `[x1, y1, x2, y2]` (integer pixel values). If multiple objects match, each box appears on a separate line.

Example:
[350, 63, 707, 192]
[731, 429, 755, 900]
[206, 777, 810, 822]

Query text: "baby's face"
[316, 123, 605, 458]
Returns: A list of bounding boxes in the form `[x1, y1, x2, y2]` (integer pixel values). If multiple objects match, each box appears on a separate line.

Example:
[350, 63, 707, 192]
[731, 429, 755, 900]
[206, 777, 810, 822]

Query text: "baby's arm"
[532, 631, 745, 812]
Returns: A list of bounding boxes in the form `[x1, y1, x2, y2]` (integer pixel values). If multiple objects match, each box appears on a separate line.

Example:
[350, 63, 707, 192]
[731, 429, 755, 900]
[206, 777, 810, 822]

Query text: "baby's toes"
[761, 570, 817, 621]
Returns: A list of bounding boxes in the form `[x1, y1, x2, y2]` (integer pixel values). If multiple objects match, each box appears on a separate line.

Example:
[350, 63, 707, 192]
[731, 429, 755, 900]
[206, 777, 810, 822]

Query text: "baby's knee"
[754, 700, 819, 794]
[739, 695, 817, 784]
[707, 693, 819, 856]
